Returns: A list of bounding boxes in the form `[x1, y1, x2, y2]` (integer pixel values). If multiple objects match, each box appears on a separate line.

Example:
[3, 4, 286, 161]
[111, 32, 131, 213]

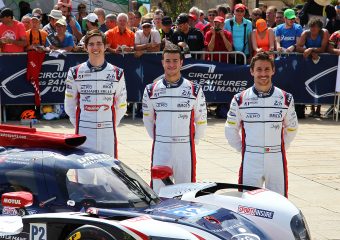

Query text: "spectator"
[251, 8, 263, 28]
[159, 16, 174, 49]
[202, 8, 218, 36]
[275, 11, 285, 26]
[0, 8, 27, 53]
[93, 8, 107, 33]
[251, 18, 275, 56]
[216, 4, 230, 18]
[205, 16, 233, 62]
[75, 3, 88, 30]
[325, 5, 340, 34]
[59, 5, 82, 43]
[75, 13, 100, 50]
[105, 14, 117, 30]
[296, 18, 329, 117]
[189, 6, 205, 31]
[32, 8, 42, 16]
[328, 29, 340, 55]
[266, 6, 277, 28]
[172, 13, 205, 58]
[199, 10, 208, 24]
[298, 0, 334, 28]
[26, 13, 48, 51]
[127, 11, 137, 32]
[259, 2, 268, 19]
[275, 9, 303, 52]
[133, 11, 142, 29]
[153, 12, 163, 30]
[224, 4, 252, 64]
[43, 9, 65, 35]
[46, 18, 74, 52]
[105, 13, 135, 53]
[134, 18, 161, 57]
[21, 14, 32, 31]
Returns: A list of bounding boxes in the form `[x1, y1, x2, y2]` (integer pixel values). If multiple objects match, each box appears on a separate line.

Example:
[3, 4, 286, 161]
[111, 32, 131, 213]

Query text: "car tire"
[66, 225, 116, 240]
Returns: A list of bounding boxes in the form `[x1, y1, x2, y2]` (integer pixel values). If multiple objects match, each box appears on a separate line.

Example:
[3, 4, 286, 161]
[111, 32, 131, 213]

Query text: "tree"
[161, 0, 194, 19]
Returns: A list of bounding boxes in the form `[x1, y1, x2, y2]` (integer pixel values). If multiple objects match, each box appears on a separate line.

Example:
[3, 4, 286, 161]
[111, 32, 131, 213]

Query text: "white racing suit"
[143, 77, 207, 193]
[65, 60, 127, 157]
[225, 86, 298, 197]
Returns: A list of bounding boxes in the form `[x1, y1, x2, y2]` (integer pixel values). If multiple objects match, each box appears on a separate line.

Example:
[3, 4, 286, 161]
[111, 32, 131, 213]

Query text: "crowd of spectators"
[0, 0, 340, 118]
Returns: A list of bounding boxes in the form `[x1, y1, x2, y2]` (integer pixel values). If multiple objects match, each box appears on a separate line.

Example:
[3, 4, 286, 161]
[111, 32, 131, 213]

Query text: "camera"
[214, 27, 221, 32]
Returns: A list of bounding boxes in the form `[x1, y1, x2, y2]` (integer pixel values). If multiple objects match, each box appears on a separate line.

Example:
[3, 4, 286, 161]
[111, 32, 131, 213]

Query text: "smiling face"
[250, 59, 275, 92]
[85, 35, 106, 59]
[162, 52, 183, 82]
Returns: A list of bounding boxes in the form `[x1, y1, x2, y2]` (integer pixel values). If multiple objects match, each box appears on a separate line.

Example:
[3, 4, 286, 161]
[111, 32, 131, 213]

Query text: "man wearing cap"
[205, 16, 233, 62]
[46, 18, 74, 52]
[189, 7, 205, 32]
[25, 13, 48, 51]
[43, 9, 65, 35]
[0, 8, 27, 52]
[171, 13, 204, 58]
[159, 16, 174, 49]
[275, 9, 303, 53]
[105, 13, 135, 53]
[224, 4, 252, 64]
[74, 13, 100, 50]
[135, 18, 161, 56]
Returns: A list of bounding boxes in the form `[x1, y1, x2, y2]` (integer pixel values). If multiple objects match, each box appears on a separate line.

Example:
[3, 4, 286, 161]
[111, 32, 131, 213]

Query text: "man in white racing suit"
[143, 43, 207, 194]
[65, 30, 127, 157]
[225, 52, 298, 197]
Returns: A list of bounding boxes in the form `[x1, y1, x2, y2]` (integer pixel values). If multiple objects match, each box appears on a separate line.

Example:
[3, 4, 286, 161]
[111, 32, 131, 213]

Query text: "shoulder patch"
[191, 82, 201, 97]
[146, 82, 157, 98]
[234, 90, 246, 106]
[282, 90, 293, 107]
[70, 64, 82, 80]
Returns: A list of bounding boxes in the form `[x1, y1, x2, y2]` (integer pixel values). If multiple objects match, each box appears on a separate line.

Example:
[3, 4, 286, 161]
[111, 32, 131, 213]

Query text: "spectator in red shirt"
[328, 30, 340, 55]
[0, 8, 27, 52]
[205, 16, 233, 62]
[202, 9, 218, 36]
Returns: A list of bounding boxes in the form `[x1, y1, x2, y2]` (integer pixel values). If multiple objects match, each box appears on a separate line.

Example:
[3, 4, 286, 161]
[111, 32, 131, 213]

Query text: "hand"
[303, 48, 313, 58]
[177, 42, 187, 48]
[256, 48, 263, 53]
[68, 17, 76, 28]
[277, 46, 283, 52]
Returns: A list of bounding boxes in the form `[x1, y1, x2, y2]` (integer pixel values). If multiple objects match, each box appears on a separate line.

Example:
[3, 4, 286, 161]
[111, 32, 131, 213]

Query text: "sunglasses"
[78, 6, 86, 9]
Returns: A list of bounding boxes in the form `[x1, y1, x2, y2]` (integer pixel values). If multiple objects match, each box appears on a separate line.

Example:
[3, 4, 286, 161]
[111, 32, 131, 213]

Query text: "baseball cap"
[56, 18, 67, 26]
[162, 16, 172, 25]
[141, 18, 152, 27]
[83, 13, 98, 23]
[234, 4, 246, 11]
[256, 19, 267, 32]
[214, 16, 225, 23]
[284, 9, 296, 19]
[0, 8, 14, 18]
[176, 13, 189, 25]
[31, 13, 41, 21]
[188, 13, 197, 21]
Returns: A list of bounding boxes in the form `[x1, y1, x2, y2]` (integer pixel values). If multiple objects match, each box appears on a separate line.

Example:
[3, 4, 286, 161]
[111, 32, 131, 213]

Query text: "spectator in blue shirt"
[224, 4, 252, 63]
[275, 9, 303, 52]
[59, 5, 82, 44]
[46, 18, 74, 52]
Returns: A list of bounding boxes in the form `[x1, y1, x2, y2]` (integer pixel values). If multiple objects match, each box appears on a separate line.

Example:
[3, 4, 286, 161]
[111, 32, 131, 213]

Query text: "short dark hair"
[250, 52, 274, 70]
[216, 5, 230, 14]
[84, 29, 106, 48]
[162, 42, 183, 60]
[134, 11, 142, 19]
[308, 18, 323, 29]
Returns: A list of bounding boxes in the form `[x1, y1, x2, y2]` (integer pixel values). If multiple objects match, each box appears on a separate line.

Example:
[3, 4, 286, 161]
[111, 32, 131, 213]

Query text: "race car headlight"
[290, 211, 311, 240]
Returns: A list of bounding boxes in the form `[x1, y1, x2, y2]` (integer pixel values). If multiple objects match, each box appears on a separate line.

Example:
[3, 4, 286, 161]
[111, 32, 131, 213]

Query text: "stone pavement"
[10, 114, 340, 239]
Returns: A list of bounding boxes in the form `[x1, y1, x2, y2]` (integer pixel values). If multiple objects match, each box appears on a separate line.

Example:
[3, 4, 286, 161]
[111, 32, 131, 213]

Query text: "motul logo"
[3, 198, 21, 205]
[84, 104, 109, 111]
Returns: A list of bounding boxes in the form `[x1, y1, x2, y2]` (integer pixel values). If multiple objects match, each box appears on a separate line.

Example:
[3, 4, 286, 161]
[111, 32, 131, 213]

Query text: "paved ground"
[8, 111, 340, 240]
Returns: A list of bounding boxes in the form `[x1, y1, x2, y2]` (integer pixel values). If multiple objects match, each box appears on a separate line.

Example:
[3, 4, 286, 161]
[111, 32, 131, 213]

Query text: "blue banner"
[0, 53, 337, 105]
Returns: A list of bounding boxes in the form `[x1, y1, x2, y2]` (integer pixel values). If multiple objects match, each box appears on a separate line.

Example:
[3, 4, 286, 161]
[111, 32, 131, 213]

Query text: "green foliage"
[330, 0, 338, 6]
[162, 0, 194, 19]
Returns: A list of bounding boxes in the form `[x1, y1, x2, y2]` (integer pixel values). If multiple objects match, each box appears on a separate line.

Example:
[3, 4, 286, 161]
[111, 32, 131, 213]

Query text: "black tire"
[66, 225, 116, 240]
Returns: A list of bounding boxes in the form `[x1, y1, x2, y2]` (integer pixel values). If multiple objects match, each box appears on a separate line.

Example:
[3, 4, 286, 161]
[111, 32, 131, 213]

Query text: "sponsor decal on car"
[238, 205, 274, 219]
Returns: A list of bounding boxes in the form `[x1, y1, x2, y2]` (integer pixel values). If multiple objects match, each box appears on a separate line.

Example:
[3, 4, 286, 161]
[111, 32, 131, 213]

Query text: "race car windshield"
[65, 163, 159, 207]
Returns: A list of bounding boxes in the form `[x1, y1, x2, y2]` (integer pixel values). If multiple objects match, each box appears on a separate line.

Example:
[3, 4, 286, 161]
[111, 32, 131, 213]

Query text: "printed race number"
[30, 223, 46, 240]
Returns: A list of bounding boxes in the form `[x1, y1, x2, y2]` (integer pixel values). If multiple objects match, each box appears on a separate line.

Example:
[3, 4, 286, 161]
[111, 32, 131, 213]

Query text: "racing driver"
[65, 29, 127, 157]
[142, 43, 207, 194]
[225, 52, 298, 197]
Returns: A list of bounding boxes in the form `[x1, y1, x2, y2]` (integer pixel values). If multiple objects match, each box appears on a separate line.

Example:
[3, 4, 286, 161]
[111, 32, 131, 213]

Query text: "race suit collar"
[162, 76, 184, 88]
[252, 84, 274, 98]
[86, 60, 108, 72]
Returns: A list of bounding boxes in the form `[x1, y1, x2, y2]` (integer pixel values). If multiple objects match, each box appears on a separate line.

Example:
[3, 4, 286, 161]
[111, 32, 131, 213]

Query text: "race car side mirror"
[151, 166, 173, 180]
[1, 191, 33, 208]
